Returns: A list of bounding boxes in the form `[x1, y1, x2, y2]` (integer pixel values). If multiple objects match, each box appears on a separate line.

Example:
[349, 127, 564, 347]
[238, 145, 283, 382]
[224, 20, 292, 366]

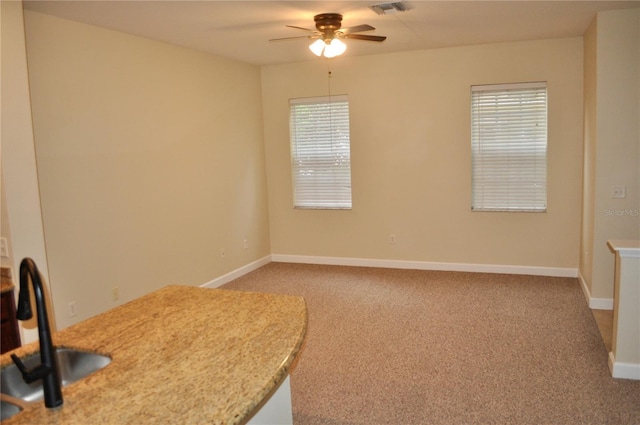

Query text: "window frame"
[289, 95, 353, 210]
[470, 82, 548, 213]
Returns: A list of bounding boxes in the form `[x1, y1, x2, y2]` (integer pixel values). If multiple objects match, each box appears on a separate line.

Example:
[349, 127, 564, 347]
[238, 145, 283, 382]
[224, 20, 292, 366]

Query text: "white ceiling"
[23, 1, 639, 66]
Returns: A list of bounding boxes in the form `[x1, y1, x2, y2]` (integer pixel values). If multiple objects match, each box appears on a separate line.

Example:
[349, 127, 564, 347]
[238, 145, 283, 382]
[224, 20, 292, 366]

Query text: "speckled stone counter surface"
[1, 266, 14, 293]
[0, 285, 307, 424]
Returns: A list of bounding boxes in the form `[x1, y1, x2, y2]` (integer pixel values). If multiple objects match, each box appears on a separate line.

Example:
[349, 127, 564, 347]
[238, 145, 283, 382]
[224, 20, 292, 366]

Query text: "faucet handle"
[10, 354, 52, 384]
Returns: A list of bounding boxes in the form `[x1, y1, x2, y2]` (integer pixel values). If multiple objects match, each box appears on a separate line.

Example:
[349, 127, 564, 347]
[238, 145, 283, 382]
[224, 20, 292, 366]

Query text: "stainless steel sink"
[1, 397, 25, 420]
[1, 348, 111, 404]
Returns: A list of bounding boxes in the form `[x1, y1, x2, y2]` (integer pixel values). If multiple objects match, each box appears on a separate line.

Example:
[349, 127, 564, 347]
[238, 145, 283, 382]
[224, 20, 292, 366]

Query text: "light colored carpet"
[222, 263, 640, 425]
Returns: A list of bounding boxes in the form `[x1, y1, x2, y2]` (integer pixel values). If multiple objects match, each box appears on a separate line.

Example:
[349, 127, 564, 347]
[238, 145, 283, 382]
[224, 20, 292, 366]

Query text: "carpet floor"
[222, 263, 640, 425]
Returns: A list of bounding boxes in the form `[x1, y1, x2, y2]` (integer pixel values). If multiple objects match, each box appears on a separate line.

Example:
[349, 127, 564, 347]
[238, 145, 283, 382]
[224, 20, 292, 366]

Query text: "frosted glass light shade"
[309, 39, 326, 56]
[324, 39, 346, 58]
[309, 38, 347, 58]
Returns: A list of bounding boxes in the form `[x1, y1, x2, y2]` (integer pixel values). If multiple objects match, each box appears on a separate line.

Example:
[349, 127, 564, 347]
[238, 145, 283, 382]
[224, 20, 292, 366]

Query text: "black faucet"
[10, 257, 63, 408]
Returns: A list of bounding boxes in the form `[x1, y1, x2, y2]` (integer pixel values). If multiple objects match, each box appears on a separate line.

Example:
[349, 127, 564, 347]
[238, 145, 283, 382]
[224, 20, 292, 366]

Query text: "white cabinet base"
[248, 375, 293, 425]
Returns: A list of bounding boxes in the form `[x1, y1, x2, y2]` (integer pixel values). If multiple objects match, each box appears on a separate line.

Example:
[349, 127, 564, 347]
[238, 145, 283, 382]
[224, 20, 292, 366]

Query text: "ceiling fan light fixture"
[309, 39, 326, 56]
[275, 13, 384, 57]
[310, 38, 347, 58]
[324, 38, 347, 58]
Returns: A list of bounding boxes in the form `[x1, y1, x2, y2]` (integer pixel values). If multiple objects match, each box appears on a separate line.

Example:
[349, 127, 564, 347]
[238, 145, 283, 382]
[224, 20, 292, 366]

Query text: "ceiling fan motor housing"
[314, 13, 343, 39]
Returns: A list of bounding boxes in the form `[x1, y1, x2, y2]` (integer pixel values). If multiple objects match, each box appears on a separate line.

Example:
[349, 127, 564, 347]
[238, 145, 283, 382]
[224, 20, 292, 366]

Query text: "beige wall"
[23, 11, 270, 329]
[16, 6, 632, 331]
[580, 8, 640, 302]
[262, 38, 584, 270]
[1, 1, 52, 342]
[1, 178, 14, 268]
[581, 18, 598, 295]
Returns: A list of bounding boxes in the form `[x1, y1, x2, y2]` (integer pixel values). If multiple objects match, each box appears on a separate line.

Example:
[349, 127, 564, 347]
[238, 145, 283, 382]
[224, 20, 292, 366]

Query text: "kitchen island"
[0, 285, 307, 424]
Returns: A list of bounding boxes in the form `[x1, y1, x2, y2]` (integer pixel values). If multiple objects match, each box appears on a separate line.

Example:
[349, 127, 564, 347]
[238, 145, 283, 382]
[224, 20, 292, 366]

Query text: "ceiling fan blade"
[286, 25, 316, 33]
[342, 24, 375, 34]
[346, 34, 387, 42]
[269, 35, 313, 42]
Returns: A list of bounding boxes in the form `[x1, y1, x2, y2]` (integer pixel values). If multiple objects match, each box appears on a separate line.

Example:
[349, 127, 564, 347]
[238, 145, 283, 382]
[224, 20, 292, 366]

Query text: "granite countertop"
[1, 266, 14, 293]
[0, 285, 307, 424]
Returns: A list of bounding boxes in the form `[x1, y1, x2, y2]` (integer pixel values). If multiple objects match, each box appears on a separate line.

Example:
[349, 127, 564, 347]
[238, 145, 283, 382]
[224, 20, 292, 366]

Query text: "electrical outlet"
[68, 301, 77, 317]
[389, 234, 397, 244]
[611, 185, 626, 199]
[0, 237, 8, 258]
[112, 287, 120, 301]
[220, 249, 226, 258]
[243, 239, 248, 249]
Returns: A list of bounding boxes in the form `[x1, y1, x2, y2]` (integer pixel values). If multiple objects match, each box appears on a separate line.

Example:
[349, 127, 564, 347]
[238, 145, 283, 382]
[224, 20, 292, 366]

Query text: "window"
[289, 95, 352, 209]
[471, 82, 547, 212]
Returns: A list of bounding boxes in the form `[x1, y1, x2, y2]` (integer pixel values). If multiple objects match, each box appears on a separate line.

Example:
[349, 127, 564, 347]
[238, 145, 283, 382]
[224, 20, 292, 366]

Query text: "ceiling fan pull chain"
[327, 61, 335, 149]
[327, 60, 332, 102]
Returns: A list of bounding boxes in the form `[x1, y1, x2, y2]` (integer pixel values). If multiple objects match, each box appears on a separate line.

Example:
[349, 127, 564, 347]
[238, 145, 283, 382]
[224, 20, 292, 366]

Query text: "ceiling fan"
[269, 13, 387, 58]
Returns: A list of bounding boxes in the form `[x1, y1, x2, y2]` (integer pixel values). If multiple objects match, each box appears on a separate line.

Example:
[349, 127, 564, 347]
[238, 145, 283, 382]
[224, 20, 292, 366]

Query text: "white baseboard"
[578, 272, 614, 310]
[271, 254, 578, 278]
[588, 298, 614, 310]
[200, 255, 272, 289]
[202, 254, 581, 290]
[609, 352, 640, 380]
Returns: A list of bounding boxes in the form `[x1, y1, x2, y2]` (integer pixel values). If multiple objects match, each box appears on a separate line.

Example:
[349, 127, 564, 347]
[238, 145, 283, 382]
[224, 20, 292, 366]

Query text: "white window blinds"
[290, 95, 352, 209]
[471, 82, 547, 212]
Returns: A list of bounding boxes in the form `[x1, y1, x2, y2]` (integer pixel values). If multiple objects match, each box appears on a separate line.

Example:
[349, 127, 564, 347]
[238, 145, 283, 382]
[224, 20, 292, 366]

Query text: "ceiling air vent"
[369, 1, 411, 15]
